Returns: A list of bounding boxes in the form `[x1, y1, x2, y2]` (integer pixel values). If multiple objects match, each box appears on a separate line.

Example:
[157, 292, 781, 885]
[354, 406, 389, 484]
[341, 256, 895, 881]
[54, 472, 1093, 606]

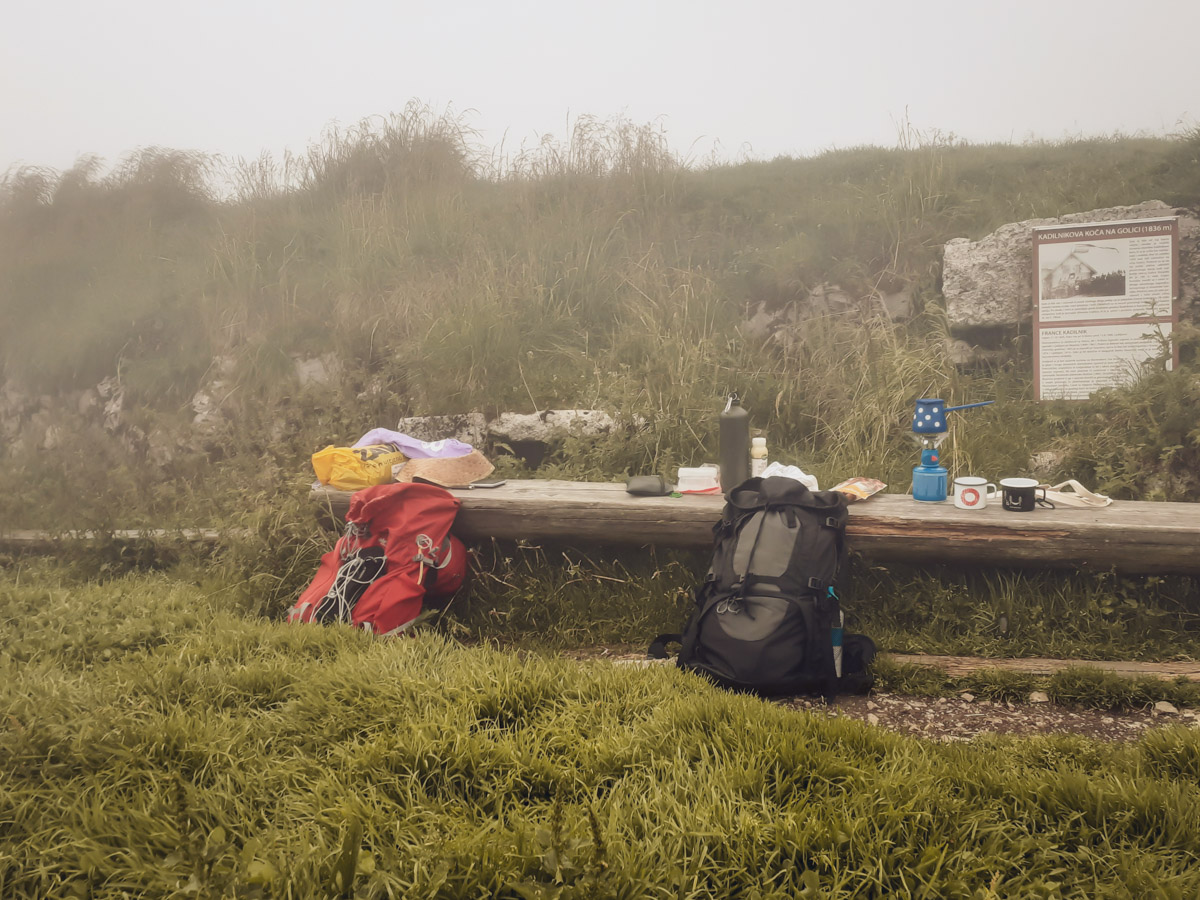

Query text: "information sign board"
[1033, 217, 1178, 400]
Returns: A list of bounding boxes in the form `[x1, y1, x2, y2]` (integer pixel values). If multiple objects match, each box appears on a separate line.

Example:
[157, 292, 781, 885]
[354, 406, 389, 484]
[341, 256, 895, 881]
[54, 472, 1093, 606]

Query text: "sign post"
[1033, 217, 1179, 400]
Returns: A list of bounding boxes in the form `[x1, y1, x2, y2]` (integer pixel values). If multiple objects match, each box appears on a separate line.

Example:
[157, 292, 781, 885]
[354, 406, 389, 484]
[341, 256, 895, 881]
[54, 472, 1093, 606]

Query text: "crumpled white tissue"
[761, 461, 819, 491]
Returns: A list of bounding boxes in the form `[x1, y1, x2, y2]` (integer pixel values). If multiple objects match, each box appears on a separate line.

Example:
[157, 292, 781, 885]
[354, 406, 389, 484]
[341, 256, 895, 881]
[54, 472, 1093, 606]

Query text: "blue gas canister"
[912, 447, 948, 502]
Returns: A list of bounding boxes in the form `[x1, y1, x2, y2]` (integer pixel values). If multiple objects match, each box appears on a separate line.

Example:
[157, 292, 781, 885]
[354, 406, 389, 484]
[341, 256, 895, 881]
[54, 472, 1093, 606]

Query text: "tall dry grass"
[1, 110, 1196, 533]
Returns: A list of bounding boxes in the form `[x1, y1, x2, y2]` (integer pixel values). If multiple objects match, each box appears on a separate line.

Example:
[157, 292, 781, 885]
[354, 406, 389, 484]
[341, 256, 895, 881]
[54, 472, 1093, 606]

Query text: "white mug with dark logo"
[953, 476, 997, 510]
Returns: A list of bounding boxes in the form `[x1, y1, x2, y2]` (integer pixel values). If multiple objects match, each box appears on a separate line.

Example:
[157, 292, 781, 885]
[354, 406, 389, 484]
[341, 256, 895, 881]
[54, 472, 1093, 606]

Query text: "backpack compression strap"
[810, 588, 840, 703]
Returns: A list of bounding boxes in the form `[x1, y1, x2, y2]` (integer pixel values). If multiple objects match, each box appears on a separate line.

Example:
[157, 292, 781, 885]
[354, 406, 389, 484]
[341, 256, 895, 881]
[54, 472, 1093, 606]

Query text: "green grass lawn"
[3, 570, 1200, 898]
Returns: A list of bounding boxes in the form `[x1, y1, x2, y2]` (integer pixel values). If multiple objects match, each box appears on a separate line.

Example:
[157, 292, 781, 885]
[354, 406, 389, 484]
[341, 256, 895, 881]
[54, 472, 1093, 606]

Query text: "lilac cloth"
[353, 428, 473, 459]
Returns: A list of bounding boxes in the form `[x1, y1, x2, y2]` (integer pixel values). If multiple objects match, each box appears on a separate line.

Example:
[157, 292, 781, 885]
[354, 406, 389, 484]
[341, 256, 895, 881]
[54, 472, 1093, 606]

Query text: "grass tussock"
[4, 571, 1200, 898]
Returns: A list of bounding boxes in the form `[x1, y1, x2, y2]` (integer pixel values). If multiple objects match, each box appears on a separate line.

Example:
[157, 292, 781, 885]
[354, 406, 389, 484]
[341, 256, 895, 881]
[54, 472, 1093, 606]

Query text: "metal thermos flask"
[719, 394, 750, 494]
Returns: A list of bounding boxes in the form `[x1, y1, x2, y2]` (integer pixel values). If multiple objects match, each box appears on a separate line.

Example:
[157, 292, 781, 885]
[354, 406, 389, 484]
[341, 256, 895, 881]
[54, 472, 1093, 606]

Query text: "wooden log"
[310, 480, 1200, 575]
[0, 529, 222, 553]
[889, 653, 1200, 682]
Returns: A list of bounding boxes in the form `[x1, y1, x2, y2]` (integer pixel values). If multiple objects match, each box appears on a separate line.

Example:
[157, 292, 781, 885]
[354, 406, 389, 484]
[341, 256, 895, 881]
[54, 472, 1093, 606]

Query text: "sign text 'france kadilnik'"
[1033, 217, 1179, 401]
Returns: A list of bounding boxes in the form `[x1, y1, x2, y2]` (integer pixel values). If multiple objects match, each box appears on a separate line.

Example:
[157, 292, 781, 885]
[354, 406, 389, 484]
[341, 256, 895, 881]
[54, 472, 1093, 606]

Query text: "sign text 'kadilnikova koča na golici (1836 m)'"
[1033, 217, 1180, 400]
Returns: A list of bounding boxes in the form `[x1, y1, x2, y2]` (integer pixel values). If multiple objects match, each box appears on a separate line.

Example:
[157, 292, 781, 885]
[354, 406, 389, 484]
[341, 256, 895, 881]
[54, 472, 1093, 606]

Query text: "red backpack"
[289, 482, 466, 635]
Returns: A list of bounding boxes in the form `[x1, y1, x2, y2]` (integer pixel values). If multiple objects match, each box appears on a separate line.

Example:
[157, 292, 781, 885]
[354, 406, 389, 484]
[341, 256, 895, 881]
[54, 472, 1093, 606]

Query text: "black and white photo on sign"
[1038, 239, 1128, 302]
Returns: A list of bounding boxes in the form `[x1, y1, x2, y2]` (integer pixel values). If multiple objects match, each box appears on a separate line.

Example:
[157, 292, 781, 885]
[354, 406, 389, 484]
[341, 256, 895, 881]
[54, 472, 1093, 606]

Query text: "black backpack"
[650, 476, 875, 699]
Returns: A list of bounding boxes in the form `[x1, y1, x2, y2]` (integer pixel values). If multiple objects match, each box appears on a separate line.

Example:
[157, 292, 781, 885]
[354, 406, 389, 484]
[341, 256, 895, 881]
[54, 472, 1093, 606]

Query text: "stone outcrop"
[394, 409, 636, 468]
[488, 409, 619, 442]
[293, 353, 340, 388]
[394, 413, 489, 446]
[97, 376, 124, 432]
[943, 201, 1200, 333]
[190, 357, 236, 431]
[396, 409, 627, 446]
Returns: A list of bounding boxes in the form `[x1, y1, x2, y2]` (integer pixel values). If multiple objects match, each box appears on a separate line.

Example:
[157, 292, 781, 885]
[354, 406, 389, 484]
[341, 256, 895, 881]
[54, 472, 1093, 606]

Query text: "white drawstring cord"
[312, 550, 384, 623]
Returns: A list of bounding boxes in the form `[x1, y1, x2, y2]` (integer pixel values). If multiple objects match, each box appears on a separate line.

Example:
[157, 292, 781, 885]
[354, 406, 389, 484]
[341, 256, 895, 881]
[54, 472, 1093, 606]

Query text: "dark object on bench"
[625, 475, 672, 496]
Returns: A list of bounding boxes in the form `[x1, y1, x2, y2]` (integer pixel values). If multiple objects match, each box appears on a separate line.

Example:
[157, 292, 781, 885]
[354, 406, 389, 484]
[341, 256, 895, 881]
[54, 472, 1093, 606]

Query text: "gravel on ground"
[779, 691, 1195, 743]
[564, 647, 1198, 743]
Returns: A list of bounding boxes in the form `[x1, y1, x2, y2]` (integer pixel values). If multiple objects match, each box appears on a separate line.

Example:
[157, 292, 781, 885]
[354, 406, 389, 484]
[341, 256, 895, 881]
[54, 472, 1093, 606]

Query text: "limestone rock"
[1153, 700, 1179, 716]
[805, 283, 858, 318]
[119, 424, 148, 458]
[191, 388, 225, 430]
[77, 388, 100, 417]
[943, 201, 1199, 332]
[742, 302, 778, 342]
[743, 281, 913, 348]
[395, 413, 488, 446]
[29, 409, 55, 450]
[1029, 451, 1065, 481]
[42, 423, 64, 451]
[878, 288, 914, 321]
[97, 376, 124, 432]
[0, 383, 32, 444]
[294, 353, 340, 388]
[946, 338, 1005, 368]
[146, 428, 179, 468]
[356, 376, 387, 402]
[488, 409, 618, 443]
[190, 356, 238, 430]
[1029, 691, 1050, 704]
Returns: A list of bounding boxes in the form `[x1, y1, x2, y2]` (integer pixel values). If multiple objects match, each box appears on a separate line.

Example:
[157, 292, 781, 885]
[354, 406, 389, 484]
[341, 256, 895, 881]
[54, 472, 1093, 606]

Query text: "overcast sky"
[2, 0, 1197, 175]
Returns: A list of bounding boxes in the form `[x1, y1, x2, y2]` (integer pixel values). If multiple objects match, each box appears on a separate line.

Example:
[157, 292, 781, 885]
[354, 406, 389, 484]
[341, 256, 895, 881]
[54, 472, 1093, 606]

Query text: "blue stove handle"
[942, 401, 995, 413]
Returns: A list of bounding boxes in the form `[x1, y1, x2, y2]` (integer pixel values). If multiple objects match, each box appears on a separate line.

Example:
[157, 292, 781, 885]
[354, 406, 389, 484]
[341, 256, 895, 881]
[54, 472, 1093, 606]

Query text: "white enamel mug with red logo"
[953, 476, 997, 510]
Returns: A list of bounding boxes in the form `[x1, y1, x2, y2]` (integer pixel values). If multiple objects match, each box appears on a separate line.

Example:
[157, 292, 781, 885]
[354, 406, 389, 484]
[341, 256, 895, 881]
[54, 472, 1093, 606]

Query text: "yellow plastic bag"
[311, 443, 406, 491]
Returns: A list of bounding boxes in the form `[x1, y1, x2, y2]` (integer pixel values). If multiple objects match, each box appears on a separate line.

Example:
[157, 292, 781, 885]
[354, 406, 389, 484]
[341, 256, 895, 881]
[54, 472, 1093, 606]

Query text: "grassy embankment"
[2, 110, 1200, 657]
[4, 571, 1200, 899]
[2, 111, 1200, 657]
[3, 111, 1199, 529]
[5, 113, 1200, 897]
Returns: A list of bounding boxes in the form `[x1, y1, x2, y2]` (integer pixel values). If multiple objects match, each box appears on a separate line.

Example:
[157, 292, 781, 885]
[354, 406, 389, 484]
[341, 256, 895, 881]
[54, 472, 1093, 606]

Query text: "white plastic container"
[676, 465, 721, 493]
[750, 436, 768, 477]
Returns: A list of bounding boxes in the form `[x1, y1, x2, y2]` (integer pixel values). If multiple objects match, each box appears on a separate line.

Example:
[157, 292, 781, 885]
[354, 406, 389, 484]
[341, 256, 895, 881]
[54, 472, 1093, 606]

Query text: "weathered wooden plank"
[0, 529, 223, 553]
[890, 653, 1200, 682]
[310, 480, 1200, 574]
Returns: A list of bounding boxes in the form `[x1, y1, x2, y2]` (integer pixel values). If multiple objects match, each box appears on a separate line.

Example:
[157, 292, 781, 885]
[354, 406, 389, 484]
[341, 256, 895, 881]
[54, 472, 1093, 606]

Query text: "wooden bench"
[310, 480, 1200, 576]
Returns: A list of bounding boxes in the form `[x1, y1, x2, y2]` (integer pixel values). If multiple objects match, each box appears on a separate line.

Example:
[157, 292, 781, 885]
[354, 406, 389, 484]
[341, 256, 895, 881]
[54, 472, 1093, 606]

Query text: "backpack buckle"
[807, 576, 823, 591]
[824, 517, 840, 529]
[716, 597, 742, 615]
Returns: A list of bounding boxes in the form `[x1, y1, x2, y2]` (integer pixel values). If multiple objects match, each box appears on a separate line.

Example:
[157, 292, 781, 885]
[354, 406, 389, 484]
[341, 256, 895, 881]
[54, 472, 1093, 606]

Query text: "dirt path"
[566, 647, 1199, 743]
[780, 691, 1194, 742]
[891, 653, 1200, 681]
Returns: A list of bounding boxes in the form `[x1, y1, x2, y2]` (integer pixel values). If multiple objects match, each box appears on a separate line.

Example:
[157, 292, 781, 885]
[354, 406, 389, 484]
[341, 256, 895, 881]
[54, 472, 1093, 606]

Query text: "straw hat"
[394, 450, 495, 487]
